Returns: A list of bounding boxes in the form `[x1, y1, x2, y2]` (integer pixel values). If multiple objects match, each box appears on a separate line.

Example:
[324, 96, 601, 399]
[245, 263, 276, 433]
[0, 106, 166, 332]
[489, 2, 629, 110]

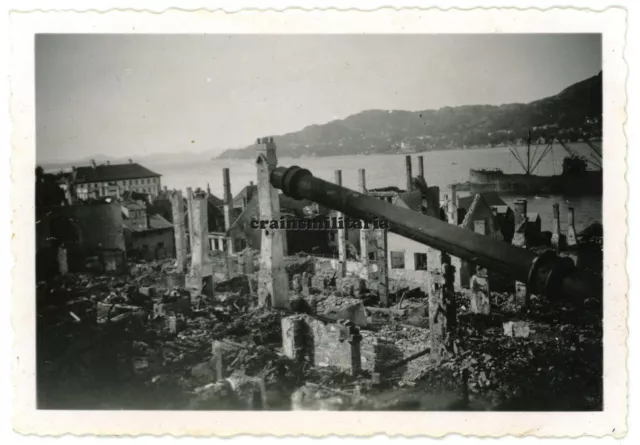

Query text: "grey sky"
[36, 34, 601, 162]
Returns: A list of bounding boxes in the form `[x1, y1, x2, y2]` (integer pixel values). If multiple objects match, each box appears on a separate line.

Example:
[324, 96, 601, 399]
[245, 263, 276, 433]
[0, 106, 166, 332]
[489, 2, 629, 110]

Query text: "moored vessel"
[461, 132, 602, 196]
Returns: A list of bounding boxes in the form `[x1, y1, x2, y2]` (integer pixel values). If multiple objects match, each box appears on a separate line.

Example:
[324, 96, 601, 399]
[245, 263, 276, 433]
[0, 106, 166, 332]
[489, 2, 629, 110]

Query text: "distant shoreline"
[213, 140, 601, 161]
[40, 140, 601, 170]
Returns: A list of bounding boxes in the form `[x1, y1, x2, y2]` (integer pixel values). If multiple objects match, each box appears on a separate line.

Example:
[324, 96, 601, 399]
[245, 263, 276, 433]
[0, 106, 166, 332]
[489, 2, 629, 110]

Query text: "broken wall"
[70, 202, 126, 251]
[125, 228, 175, 261]
[282, 314, 360, 373]
[36, 202, 126, 278]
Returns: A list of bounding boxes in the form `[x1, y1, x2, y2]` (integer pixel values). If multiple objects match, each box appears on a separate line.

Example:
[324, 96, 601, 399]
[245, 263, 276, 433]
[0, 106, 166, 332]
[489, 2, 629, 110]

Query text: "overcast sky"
[36, 34, 601, 162]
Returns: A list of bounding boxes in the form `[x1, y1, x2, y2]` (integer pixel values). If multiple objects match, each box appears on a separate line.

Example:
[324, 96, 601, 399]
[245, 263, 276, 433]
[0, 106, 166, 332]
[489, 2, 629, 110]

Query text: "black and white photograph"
[11, 5, 629, 435]
[33, 32, 607, 413]
[33, 32, 607, 412]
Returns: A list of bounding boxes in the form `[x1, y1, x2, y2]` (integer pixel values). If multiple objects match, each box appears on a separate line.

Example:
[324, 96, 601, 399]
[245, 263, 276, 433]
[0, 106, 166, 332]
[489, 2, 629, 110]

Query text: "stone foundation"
[281, 314, 361, 374]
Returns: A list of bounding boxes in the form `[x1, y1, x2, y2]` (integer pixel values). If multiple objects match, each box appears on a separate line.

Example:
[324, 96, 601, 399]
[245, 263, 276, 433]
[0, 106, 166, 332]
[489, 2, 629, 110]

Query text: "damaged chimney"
[405, 155, 413, 191]
[512, 199, 528, 248]
[90, 159, 96, 169]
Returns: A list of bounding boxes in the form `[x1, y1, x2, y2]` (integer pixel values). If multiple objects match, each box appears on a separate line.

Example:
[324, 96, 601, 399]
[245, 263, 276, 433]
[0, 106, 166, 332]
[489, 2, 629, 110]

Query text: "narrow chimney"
[90, 159, 96, 169]
[106, 160, 110, 166]
[358, 168, 367, 194]
[567, 207, 578, 247]
[207, 182, 211, 195]
[418, 155, 425, 179]
[223, 169, 232, 206]
[128, 158, 133, 164]
[256, 136, 289, 308]
[358, 168, 370, 278]
[334, 169, 346, 278]
[222, 168, 234, 254]
[551, 203, 561, 251]
[514, 199, 527, 228]
[512, 199, 528, 247]
[405, 155, 413, 191]
[446, 185, 458, 224]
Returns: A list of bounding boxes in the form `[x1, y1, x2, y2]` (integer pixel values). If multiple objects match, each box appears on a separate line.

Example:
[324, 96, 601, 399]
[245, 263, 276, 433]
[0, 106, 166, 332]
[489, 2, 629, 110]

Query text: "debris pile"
[38, 248, 603, 411]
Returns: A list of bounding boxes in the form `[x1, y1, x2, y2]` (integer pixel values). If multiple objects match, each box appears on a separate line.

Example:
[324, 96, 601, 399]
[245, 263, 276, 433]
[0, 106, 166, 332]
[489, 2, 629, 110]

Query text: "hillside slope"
[218, 71, 602, 159]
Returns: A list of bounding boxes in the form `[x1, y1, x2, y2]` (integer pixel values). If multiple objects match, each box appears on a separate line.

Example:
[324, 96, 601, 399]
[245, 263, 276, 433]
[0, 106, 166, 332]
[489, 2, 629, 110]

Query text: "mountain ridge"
[217, 71, 603, 160]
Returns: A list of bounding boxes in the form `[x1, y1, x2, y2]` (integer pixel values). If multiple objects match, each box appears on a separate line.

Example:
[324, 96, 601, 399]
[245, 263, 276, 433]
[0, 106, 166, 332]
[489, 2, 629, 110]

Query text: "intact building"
[71, 159, 162, 201]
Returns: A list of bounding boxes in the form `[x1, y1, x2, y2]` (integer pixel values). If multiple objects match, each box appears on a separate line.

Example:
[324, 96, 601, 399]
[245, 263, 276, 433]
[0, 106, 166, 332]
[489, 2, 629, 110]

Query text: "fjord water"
[149, 143, 602, 233]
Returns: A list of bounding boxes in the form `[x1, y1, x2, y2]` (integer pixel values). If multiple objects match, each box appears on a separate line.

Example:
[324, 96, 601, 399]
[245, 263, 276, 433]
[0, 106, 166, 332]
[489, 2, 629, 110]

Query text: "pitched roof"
[123, 214, 173, 233]
[226, 195, 259, 236]
[225, 194, 329, 236]
[74, 163, 161, 184]
[121, 190, 151, 202]
[207, 193, 224, 207]
[527, 212, 541, 222]
[492, 205, 511, 214]
[460, 194, 502, 234]
[121, 200, 145, 211]
[394, 190, 422, 212]
[458, 191, 506, 212]
[232, 184, 257, 207]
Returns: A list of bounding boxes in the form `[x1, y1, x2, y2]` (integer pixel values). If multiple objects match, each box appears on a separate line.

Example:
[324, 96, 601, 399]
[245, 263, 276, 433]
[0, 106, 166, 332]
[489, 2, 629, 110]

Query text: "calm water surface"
[147, 144, 602, 233]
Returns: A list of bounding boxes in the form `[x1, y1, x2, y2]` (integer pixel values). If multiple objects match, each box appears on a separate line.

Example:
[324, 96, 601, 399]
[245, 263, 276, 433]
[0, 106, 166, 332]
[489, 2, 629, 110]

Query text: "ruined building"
[36, 201, 128, 280]
[121, 200, 175, 261]
[368, 156, 443, 286]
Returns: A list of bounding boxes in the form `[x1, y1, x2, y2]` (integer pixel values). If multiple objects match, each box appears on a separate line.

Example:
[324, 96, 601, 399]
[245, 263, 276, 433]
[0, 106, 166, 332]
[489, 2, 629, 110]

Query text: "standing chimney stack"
[256, 136, 289, 308]
[405, 155, 413, 191]
[334, 170, 347, 277]
[566, 207, 578, 247]
[418, 155, 425, 179]
[550, 203, 561, 251]
[514, 199, 527, 228]
[358, 168, 370, 278]
[446, 185, 458, 225]
[512, 199, 528, 247]
[222, 168, 234, 254]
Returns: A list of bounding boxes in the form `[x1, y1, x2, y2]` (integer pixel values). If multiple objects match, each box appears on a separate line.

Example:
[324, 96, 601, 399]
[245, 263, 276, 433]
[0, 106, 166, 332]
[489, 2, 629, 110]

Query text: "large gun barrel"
[271, 165, 601, 300]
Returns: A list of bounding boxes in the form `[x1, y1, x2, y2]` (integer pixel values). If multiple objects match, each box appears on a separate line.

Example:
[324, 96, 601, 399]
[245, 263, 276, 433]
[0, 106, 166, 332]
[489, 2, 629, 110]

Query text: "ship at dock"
[458, 132, 602, 196]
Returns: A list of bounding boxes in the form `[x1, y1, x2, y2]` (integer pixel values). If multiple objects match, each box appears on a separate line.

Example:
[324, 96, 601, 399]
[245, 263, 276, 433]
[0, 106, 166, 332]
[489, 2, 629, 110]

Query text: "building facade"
[368, 186, 442, 286]
[71, 160, 162, 201]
